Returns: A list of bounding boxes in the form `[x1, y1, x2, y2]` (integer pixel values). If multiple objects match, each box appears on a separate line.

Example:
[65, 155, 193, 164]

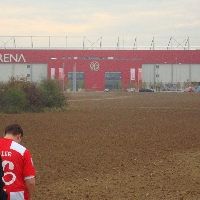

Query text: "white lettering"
[19, 54, 26, 62]
[10, 54, 18, 62]
[0, 54, 3, 62]
[1, 151, 12, 157]
[4, 54, 9, 62]
[0, 54, 26, 63]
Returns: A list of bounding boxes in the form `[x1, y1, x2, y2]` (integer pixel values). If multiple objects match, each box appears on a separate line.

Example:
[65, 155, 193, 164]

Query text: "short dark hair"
[4, 124, 24, 137]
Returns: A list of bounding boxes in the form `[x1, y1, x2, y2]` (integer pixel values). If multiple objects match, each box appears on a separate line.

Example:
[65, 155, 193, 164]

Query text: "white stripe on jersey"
[24, 175, 35, 180]
[10, 191, 24, 200]
[10, 141, 26, 156]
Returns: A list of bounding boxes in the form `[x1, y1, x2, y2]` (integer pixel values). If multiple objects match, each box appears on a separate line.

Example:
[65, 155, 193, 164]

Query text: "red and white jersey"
[0, 138, 36, 200]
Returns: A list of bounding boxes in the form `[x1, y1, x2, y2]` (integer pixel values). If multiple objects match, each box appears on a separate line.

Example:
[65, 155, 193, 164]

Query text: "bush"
[22, 82, 44, 112]
[0, 89, 27, 113]
[0, 77, 68, 114]
[38, 79, 67, 108]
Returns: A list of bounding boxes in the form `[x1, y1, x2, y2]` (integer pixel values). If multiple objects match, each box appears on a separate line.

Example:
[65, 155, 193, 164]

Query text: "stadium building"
[0, 36, 200, 91]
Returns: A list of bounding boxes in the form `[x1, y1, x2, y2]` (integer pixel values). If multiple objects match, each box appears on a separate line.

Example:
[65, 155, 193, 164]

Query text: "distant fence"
[0, 36, 200, 50]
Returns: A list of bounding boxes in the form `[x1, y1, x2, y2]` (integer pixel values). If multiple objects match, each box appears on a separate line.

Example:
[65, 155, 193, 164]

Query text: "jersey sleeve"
[23, 150, 36, 179]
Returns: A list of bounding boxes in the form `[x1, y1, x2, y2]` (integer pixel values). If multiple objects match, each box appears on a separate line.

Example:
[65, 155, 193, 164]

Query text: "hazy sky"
[0, 0, 200, 48]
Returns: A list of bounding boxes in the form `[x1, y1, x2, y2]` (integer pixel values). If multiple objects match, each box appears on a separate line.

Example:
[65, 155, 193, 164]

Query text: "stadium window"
[62, 56, 66, 60]
[68, 56, 72, 60]
[27, 74, 30, 77]
[91, 57, 99, 60]
[27, 65, 30, 68]
[105, 72, 122, 89]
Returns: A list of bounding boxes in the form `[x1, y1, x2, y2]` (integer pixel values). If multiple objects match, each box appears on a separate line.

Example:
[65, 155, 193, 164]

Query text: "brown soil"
[1, 92, 200, 200]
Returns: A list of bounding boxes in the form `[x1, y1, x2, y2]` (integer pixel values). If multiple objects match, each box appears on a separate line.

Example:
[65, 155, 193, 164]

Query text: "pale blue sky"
[0, 0, 200, 48]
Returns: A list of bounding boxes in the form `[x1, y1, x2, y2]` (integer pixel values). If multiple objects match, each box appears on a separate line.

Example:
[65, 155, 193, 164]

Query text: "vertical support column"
[153, 64, 156, 83]
[153, 37, 155, 50]
[13, 37, 16, 48]
[188, 37, 190, 50]
[31, 37, 33, 48]
[189, 64, 191, 82]
[30, 64, 33, 82]
[171, 64, 173, 83]
[73, 63, 76, 92]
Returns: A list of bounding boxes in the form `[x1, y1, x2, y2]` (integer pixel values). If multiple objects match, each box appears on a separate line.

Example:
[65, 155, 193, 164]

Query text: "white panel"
[143, 64, 194, 85]
[10, 141, 26, 156]
[191, 65, 200, 82]
[31, 64, 47, 82]
[0, 64, 47, 83]
[157, 64, 171, 83]
[0, 64, 13, 82]
[173, 64, 189, 83]
[142, 64, 154, 83]
[14, 64, 29, 78]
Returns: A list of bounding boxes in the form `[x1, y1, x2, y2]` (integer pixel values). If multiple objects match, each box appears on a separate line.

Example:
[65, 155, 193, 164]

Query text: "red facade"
[0, 49, 200, 91]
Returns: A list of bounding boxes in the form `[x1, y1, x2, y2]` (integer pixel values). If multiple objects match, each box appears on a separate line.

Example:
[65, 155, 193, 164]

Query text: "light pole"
[156, 64, 159, 91]
[72, 62, 76, 92]
[62, 63, 65, 92]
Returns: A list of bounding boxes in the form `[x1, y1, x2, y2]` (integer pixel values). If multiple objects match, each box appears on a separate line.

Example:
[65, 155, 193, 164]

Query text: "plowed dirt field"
[0, 92, 200, 200]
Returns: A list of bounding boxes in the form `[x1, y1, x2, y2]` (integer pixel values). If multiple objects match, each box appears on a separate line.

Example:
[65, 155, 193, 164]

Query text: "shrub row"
[0, 77, 68, 114]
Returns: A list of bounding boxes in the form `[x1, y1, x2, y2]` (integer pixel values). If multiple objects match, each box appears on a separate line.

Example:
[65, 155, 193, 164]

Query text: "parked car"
[194, 86, 200, 92]
[104, 88, 110, 92]
[139, 88, 154, 92]
[162, 87, 170, 91]
[184, 87, 194, 92]
[127, 88, 135, 92]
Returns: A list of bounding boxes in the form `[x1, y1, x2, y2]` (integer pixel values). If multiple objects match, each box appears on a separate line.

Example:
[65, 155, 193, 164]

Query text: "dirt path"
[0, 92, 200, 199]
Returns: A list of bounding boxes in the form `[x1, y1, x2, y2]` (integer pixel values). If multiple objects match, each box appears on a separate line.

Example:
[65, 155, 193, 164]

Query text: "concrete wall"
[0, 64, 47, 82]
[142, 64, 200, 87]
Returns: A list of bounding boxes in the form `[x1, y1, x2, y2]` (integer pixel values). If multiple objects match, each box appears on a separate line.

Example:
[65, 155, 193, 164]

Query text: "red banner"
[59, 68, 63, 80]
[138, 68, 142, 81]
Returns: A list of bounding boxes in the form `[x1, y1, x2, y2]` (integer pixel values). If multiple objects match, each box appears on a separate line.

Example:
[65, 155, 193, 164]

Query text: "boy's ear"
[17, 134, 22, 140]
